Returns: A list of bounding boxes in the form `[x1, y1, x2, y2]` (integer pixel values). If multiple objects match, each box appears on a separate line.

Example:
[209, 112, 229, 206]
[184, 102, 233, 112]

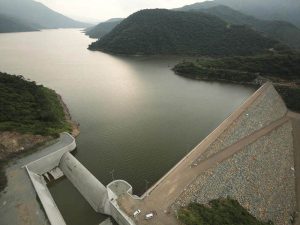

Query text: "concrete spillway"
[26, 133, 134, 225]
[59, 152, 111, 215]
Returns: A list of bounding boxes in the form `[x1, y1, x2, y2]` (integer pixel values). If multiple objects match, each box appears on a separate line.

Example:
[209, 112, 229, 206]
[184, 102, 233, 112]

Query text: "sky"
[35, 0, 206, 23]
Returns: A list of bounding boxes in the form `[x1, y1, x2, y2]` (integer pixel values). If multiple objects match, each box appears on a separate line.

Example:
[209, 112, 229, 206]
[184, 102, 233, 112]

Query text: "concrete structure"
[26, 82, 298, 225]
[107, 180, 136, 225]
[26, 132, 76, 225]
[26, 133, 135, 225]
[59, 152, 110, 214]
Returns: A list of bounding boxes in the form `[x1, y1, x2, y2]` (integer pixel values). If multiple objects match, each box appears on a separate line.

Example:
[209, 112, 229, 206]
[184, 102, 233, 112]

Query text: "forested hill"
[85, 18, 123, 39]
[0, 14, 38, 33]
[88, 9, 283, 56]
[0, 72, 70, 136]
[177, 5, 300, 49]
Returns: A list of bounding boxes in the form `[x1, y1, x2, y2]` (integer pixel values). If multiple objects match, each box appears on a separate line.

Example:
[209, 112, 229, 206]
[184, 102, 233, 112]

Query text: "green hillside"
[85, 18, 123, 39]
[0, 72, 71, 136]
[0, 14, 38, 33]
[177, 5, 300, 49]
[89, 9, 282, 56]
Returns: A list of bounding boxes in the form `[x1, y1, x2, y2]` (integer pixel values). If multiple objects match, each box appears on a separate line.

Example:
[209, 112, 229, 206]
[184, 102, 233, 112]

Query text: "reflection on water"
[0, 29, 255, 225]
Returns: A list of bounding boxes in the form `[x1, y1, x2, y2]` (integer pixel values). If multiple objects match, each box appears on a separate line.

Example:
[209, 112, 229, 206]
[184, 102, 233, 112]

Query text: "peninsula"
[0, 72, 78, 191]
[173, 53, 300, 112]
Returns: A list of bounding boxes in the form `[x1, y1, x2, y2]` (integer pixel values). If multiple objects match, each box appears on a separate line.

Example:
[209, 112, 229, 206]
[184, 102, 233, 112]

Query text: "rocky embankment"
[173, 122, 296, 225]
[58, 94, 80, 138]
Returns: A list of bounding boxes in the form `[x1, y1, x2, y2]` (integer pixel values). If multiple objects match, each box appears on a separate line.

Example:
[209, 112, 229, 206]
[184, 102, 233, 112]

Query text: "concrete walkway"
[0, 133, 74, 225]
[120, 115, 291, 225]
[288, 112, 300, 225]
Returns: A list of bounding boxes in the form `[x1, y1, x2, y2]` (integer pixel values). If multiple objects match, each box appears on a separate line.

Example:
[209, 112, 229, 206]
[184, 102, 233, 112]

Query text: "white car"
[145, 213, 154, 220]
[133, 209, 141, 217]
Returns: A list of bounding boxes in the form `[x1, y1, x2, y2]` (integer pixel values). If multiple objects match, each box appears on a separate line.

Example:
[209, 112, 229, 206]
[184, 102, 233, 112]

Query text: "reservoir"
[0, 29, 254, 225]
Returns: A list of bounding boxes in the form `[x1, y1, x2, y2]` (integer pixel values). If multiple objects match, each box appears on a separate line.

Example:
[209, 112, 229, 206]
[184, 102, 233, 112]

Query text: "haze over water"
[0, 29, 254, 224]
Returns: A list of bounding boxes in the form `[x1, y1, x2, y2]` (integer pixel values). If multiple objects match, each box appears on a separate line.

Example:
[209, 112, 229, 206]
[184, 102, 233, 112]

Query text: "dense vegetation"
[173, 53, 300, 112]
[0, 160, 6, 191]
[85, 18, 123, 39]
[188, 53, 300, 80]
[178, 198, 273, 225]
[89, 9, 282, 56]
[0, 14, 38, 33]
[0, 72, 70, 136]
[173, 62, 258, 82]
[274, 86, 300, 113]
[178, 5, 300, 49]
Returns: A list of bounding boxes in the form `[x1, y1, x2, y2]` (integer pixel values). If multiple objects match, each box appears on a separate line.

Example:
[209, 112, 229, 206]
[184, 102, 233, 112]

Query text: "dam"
[25, 82, 298, 225]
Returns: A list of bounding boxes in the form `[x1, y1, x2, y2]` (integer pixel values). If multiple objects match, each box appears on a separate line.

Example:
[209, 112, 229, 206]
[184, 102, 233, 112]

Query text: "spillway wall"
[59, 152, 110, 215]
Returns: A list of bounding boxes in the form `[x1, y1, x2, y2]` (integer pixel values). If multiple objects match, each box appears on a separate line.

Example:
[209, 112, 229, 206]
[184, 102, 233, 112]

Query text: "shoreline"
[0, 93, 79, 161]
[57, 94, 80, 138]
[0, 92, 79, 191]
[173, 62, 300, 113]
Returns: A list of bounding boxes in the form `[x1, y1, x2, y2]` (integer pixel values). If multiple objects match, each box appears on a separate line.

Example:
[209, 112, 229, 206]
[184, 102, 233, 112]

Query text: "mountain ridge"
[89, 9, 283, 56]
[176, 4, 300, 49]
[0, 13, 39, 33]
[85, 18, 124, 39]
[0, 0, 90, 29]
[177, 0, 300, 28]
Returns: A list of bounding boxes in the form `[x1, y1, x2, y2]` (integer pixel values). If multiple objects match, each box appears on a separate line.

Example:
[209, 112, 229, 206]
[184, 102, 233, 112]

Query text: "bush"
[275, 85, 300, 112]
[178, 198, 274, 225]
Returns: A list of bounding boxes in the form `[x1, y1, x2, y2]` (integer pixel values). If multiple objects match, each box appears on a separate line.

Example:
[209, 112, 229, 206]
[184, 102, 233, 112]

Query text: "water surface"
[0, 29, 254, 225]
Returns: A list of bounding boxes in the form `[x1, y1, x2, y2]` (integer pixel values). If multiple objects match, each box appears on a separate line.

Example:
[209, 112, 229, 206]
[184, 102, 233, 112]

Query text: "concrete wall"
[173, 121, 296, 225]
[25, 132, 76, 225]
[109, 202, 135, 225]
[26, 169, 66, 225]
[107, 180, 136, 225]
[59, 152, 110, 215]
[27, 132, 76, 174]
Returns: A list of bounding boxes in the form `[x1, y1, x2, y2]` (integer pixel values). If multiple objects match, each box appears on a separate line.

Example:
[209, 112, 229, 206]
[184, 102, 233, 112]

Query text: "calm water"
[0, 29, 254, 225]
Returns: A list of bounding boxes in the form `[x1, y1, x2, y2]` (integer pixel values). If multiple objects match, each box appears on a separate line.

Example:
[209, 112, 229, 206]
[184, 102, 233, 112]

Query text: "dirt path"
[120, 115, 290, 225]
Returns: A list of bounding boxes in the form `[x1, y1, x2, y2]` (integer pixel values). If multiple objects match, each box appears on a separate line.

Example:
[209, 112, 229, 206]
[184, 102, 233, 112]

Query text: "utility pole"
[110, 169, 115, 181]
[145, 179, 149, 192]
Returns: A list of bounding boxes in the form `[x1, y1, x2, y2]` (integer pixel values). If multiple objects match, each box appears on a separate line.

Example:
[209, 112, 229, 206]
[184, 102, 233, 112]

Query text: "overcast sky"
[35, 0, 206, 23]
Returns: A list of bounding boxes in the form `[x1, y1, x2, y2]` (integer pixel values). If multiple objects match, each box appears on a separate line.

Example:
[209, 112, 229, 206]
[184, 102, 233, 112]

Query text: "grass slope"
[0, 72, 71, 136]
[89, 9, 281, 56]
[179, 198, 273, 225]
